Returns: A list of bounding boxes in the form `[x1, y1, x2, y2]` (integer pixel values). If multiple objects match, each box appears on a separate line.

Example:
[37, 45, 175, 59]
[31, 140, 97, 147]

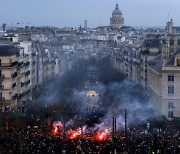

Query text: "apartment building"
[112, 47, 141, 83]
[0, 43, 19, 108]
[140, 35, 161, 89]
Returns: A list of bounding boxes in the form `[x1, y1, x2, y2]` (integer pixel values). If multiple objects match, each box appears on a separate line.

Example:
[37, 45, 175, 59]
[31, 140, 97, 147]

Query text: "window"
[168, 102, 174, 109]
[177, 59, 180, 66]
[168, 75, 174, 82]
[168, 111, 173, 118]
[168, 86, 174, 94]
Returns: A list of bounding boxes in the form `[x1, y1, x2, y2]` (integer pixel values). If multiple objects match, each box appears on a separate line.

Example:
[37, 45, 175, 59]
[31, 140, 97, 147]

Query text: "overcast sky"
[0, 0, 180, 28]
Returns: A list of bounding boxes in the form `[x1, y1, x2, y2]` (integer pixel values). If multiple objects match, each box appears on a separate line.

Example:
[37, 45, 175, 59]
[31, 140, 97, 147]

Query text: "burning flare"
[52, 121, 63, 135]
[95, 128, 111, 141]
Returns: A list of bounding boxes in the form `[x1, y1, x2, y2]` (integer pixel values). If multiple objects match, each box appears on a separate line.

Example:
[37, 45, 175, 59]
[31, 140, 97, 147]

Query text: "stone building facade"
[148, 35, 180, 118]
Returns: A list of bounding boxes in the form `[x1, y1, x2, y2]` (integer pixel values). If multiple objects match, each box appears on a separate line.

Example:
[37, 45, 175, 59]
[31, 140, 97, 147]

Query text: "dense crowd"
[0, 120, 179, 154]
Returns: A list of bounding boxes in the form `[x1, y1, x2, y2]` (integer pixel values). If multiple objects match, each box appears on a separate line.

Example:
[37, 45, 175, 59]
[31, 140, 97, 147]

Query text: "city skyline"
[0, 0, 180, 28]
[0, 1, 180, 152]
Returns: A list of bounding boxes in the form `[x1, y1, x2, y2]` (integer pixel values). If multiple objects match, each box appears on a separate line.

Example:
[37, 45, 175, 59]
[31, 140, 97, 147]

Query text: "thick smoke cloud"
[35, 57, 155, 130]
[97, 80, 154, 130]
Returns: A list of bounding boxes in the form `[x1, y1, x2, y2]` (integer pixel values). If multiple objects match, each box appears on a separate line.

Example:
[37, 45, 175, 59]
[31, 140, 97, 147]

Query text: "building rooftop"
[149, 54, 162, 73]
[143, 38, 160, 48]
[166, 49, 180, 66]
[150, 61, 162, 73]
[0, 43, 19, 56]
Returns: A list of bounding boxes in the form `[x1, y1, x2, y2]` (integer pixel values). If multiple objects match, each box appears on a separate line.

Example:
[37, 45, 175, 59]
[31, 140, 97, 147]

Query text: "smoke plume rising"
[35, 57, 155, 130]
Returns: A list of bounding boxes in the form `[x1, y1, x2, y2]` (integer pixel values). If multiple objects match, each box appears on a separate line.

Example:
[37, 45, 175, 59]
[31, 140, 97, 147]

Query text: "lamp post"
[112, 116, 117, 154]
[125, 109, 128, 151]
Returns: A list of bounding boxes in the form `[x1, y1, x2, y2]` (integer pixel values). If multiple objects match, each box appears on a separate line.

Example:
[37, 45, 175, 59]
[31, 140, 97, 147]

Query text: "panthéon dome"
[110, 3, 124, 28]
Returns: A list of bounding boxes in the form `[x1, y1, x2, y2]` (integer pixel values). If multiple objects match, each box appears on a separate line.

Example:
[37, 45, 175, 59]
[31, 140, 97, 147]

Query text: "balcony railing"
[17, 62, 23, 67]
[24, 61, 30, 67]
[0, 61, 18, 67]
[21, 80, 30, 87]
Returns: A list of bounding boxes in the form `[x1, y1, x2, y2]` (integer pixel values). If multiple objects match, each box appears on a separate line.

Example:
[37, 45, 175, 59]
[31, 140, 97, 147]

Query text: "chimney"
[174, 36, 178, 53]
[163, 36, 170, 66]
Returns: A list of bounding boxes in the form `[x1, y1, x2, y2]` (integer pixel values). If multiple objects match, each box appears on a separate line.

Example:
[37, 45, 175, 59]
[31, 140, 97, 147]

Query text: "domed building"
[110, 3, 124, 28]
[86, 90, 98, 106]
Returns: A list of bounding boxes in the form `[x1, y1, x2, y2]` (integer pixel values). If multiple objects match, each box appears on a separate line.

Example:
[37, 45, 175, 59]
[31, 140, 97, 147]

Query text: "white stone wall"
[149, 65, 180, 118]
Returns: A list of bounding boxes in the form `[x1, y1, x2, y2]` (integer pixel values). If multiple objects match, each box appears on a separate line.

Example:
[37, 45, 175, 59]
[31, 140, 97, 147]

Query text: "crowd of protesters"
[0, 115, 179, 154]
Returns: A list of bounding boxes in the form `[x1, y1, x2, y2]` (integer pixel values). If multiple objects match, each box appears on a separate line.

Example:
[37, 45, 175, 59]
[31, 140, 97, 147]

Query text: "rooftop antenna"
[168, 8, 171, 21]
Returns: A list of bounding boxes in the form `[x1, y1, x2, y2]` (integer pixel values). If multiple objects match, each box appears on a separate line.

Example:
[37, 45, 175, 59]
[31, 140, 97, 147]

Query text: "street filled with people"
[0, 115, 179, 154]
[0, 60, 180, 154]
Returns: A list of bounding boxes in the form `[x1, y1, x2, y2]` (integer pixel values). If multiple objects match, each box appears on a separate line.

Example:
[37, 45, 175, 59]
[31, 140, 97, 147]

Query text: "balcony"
[0, 61, 18, 68]
[24, 61, 30, 67]
[21, 82, 25, 87]
[25, 70, 30, 76]
[17, 62, 23, 67]
[21, 80, 30, 87]
[12, 94, 18, 100]
[11, 72, 17, 78]
[11, 83, 17, 88]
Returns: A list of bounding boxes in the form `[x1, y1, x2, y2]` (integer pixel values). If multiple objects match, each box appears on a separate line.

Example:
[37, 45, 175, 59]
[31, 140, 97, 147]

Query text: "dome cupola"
[112, 3, 122, 17]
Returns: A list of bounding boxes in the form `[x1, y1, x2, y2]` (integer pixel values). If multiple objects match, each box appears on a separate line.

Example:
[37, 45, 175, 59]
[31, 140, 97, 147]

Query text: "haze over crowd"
[34, 58, 155, 131]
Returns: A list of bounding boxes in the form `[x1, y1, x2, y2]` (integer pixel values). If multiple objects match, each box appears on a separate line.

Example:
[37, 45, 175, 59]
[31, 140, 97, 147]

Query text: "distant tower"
[84, 20, 87, 29]
[165, 18, 173, 34]
[2, 23, 7, 33]
[110, 3, 124, 28]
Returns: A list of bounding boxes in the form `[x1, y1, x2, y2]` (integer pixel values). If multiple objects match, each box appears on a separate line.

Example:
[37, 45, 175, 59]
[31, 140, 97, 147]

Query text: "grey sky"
[0, 0, 180, 28]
